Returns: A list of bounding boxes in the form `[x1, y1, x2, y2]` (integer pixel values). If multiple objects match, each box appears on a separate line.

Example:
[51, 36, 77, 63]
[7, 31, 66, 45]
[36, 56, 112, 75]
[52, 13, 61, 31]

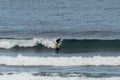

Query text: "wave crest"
[0, 38, 57, 49]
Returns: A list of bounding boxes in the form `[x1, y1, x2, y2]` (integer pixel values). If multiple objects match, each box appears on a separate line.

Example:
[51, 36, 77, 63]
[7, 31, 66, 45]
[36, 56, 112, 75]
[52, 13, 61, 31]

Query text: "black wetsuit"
[56, 39, 61, 44]
[55, 38, 61, 53]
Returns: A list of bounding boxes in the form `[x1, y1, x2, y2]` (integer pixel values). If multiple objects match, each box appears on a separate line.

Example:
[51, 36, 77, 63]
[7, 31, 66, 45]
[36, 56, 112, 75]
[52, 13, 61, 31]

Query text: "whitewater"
[0, 73, 120, 80]
[0, 55, 119, 66]
[0, 38, 57, 49]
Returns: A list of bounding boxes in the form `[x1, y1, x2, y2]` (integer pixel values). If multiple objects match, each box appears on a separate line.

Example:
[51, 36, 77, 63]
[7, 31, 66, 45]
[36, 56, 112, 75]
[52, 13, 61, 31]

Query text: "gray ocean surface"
[0, 0, 120, 39]
[0, 0, 120, 80]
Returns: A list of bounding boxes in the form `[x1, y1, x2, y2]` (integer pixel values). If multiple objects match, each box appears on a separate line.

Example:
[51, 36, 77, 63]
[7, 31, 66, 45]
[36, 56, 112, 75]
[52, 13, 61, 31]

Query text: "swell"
[0, 38, 120, 53]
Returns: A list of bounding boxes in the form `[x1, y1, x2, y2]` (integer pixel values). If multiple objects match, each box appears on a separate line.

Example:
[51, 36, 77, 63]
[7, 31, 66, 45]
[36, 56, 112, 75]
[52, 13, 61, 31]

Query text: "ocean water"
[0, 0, 120, 80]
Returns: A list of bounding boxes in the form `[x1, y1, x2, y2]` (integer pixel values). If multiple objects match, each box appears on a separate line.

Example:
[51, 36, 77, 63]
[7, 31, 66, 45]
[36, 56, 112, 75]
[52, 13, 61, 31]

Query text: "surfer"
[55, 38, 62, 52]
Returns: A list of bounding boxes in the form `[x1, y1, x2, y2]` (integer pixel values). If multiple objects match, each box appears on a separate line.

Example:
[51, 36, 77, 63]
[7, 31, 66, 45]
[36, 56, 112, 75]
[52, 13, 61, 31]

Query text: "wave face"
[0, 38, 120, 53]
[0, 55, 120, 66]
[0, 73, 120, 80]
[61, 39, 120, 53]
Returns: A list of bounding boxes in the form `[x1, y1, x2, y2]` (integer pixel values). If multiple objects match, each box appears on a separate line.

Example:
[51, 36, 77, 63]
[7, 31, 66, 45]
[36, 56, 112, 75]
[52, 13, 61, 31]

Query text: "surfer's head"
[56, 38, 61, 44]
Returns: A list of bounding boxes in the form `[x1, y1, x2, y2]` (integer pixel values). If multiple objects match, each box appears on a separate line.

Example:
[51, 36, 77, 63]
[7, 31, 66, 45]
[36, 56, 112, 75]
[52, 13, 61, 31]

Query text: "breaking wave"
[0, 55, 120, 66]
[0, 38, 120, 53]
[1, 38, 120, 53]
[0, 38, 58, 49]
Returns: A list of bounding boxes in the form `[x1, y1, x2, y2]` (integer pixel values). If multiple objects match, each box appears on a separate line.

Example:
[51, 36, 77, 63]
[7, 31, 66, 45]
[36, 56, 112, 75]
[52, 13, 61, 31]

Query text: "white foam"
[0, 73, 120, 80]
[0, 55, 120, 66]
[0, 38, 57, 49]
